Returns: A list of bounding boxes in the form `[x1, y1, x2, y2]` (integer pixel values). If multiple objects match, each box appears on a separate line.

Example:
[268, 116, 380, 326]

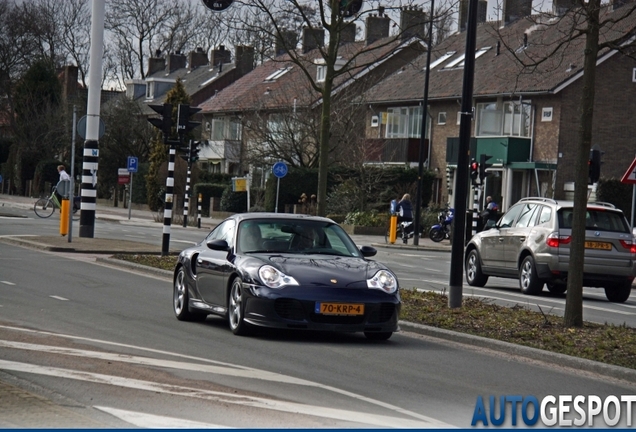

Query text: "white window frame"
[475, 101, 532, 137]
[385, 106, 423, 139]
[425, 52, 456, 70]
[316, 65, 326, 82]
[444, 54, 466, 69]
[438, 112, 447, 125]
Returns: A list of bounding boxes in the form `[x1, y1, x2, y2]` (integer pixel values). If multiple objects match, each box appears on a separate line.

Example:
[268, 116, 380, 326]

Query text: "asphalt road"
[0, 241, 635, 428]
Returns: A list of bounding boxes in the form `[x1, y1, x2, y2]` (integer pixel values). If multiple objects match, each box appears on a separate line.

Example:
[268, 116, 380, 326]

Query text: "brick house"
[196, 12, 427, 179]
[362, 0, 636, 211]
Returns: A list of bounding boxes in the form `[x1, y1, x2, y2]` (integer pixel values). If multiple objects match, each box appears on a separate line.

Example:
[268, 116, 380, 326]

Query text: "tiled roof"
[199, 36, 424, 114]
[365, 4, 636, 104]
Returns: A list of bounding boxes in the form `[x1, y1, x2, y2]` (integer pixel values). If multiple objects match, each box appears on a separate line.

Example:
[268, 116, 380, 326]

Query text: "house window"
[316, 66, 326, 82]
[145, 82, 153, 99]
[476, 101, 532, 137]
[425, 52, 456, 70]
[438, 112, 447, 125]
[385, 106, 422, 138]
[211, 117, 242, 141]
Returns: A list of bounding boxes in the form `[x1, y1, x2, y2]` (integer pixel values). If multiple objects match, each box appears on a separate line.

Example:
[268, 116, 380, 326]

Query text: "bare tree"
[220, 0, 427, 216]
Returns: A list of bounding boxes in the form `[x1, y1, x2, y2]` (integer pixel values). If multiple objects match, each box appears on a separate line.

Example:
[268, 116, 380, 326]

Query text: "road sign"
[272, 161, 288, 179]
[118, 168, 130, 185]
[77, 115, 105, 139]
[127, 156, 138, 173]
[621, 158, 636, 185]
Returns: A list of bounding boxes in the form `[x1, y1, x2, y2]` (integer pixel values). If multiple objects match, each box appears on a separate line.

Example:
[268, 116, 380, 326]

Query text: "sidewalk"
[0, 193, 452, 254]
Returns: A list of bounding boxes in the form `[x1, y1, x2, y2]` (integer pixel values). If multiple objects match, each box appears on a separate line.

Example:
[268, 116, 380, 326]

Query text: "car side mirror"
[359, 245, 377, 257]
[207, 239, 230, 251]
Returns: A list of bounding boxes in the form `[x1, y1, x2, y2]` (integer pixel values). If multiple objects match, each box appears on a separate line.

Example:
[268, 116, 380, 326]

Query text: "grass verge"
[114, 254, 636, 370]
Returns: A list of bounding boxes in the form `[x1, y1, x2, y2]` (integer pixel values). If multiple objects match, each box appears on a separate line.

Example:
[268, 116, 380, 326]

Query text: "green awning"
[507, 162, 557, 170]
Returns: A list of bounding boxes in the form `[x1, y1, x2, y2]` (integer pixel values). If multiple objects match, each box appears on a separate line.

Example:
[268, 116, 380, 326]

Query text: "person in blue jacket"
[397, 193, 413, 243]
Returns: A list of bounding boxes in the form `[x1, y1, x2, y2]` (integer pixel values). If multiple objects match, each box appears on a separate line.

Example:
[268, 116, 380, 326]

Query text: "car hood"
[247, 255, 387, 288]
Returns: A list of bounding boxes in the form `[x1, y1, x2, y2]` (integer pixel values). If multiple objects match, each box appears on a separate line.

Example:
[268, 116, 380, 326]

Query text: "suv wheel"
[519, 256, 543, 295]
[604, 281, 633, 303]
[465, 249, 488, 287]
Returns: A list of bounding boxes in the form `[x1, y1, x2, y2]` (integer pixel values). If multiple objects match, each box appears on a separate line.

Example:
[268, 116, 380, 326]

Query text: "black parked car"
[173, 213, 401, 340]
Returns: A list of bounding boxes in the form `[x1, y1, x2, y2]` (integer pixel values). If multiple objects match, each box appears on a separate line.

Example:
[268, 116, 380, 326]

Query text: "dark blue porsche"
[173, 213, 401, 340]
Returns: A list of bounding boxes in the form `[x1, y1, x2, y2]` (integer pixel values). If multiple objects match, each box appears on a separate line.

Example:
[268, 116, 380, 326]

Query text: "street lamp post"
[414, 0, 435, 246]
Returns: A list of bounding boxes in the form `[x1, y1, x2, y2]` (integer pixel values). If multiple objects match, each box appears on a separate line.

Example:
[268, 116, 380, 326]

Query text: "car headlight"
[367, 270, 398, 293]
[258, 265, 299, 289]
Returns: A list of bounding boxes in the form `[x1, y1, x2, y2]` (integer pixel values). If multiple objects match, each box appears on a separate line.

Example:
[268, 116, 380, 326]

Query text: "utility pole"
[448, 0, 479, 309]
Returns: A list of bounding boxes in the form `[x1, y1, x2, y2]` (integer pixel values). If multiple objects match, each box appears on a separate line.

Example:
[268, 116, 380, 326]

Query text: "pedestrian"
[481, 196, 499, 228]
[397, 193, 414, 244]
[57, 165, 70, 182]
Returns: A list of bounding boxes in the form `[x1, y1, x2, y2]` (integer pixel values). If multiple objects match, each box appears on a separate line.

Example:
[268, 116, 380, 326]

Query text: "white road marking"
[49, 296, 68, 301]
[93, 406, 226, 428]
[0, 328, 446, 425]
[1, 281, 16, 285]
[0, 360, 449, 428]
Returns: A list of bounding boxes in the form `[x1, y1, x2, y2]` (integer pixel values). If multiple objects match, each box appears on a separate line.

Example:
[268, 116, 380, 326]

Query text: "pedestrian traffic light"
[177, 104, 201, 137]
[339, 0, 363, 17]
[589, 148, 602, 184]
[479, 154, 493, 182]
[470, 159, 479, 186]
[148, 103, 173, 138]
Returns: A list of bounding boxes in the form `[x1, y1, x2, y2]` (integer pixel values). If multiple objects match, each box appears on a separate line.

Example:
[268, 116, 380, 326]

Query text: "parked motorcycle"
[429, 207, 454, 242]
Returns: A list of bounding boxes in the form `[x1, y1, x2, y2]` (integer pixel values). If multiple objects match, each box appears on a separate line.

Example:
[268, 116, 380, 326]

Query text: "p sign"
[127, 156, 138, 173]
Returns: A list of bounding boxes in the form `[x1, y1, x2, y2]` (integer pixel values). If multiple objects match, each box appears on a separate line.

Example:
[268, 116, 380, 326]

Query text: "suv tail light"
[546, 232, 571, 248]
[619, 239, 636, 254]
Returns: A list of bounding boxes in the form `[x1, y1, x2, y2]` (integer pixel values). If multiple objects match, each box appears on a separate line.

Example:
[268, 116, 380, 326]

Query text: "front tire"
[228, 278, 251, 336]
[605, 281, 633, 303]
[465, 249, 488, 287]
[364, 331, 392, 341]
[173, 266, 207, 321]
[429, 227, 445, 242]
[519, 256, 543, 295]
[34, 198, 55, 218]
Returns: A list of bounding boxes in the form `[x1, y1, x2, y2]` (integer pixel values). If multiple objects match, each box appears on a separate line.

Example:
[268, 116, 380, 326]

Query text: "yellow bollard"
[389, 214, 398, 244]
[60, 199, 69, 236]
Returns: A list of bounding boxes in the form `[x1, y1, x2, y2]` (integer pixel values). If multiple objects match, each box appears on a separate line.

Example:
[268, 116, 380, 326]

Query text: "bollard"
[60, 199, 70, 236]
[389, 214, 398, 244]
[197, 193, 202, 229]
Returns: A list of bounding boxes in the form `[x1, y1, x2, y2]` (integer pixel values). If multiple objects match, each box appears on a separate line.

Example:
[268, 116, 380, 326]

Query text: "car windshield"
[237, 219, 362, 257]
[558, 208, 630, 233]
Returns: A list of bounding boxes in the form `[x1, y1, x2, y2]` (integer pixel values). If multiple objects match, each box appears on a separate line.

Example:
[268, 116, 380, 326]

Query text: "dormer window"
[317, 65, 326, 82]
[424, 52, 455, 70]
[265, 66, 292, 82]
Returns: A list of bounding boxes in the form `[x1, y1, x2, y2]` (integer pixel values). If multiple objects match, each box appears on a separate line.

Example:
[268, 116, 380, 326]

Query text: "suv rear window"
[558, 208, 630, 233]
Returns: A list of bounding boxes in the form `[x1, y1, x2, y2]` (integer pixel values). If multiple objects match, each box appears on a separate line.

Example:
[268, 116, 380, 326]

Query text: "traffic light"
[589, 149, 602, 184]
[479, 154, 493, 183]
[148, 103, 173, 137]
[177, 104, 201, 137]
[190, 141, 201, 163]
[178, 143, 190, 161]
[470, 159, 479, 186]
[339, 0, 363, 17]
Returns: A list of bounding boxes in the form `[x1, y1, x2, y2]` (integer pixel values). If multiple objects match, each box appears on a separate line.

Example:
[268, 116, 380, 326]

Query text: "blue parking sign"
[272, 161, 288, 179]
[127, 156, 138, 173]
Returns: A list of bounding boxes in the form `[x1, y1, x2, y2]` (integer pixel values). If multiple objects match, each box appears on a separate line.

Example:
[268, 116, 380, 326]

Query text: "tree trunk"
[564, 0, 601, 328]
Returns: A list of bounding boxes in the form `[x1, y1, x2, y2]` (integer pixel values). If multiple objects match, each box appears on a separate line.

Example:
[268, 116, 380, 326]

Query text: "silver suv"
[465, 198, 636, 303]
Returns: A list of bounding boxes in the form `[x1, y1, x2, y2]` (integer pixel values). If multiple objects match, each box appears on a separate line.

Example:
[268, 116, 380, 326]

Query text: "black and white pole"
[197, 193, 202, 229]
[472, 185, 480, 236]
[162, 146, 176, 256]
[79, 0, 105, 238]
[183, 140, 192, 227]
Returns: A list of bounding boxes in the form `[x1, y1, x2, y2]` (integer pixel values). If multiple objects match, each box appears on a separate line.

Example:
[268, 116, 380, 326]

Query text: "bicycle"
[34, 186, 80, 220]
[384, 218, 423, 244]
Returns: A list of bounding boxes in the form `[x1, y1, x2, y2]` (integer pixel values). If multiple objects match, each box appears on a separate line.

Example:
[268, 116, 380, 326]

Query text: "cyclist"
[57, 165, 79, 211]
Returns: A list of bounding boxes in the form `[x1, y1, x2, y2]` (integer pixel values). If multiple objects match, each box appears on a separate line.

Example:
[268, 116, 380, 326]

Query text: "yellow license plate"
[585, 241, 612, 250]
[316, 303, 364, 315]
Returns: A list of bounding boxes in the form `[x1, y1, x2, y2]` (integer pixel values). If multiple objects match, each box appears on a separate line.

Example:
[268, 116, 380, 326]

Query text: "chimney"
[366, 14, 390, 45]
[400, 7, 427, 40]
[275, 29, 299, 56]
[302, 27, 325, 53]
[60, 65, 78, 100]
[188, 47, 208, 70]
[503, 0, 531, 24]
[459, 0, 488, 32]
[166, 52, 186, 72]
[147, 50, 165, 76]
[340, 23, 356, 45]
[209, 45, 231, 67]
[235, 45, 255, 76]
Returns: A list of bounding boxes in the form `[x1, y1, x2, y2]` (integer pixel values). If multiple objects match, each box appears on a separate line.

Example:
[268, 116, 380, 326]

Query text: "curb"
[0, 237, 172, 255]
[399, 321, 636, 384]
[96, 257, 174, 279]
